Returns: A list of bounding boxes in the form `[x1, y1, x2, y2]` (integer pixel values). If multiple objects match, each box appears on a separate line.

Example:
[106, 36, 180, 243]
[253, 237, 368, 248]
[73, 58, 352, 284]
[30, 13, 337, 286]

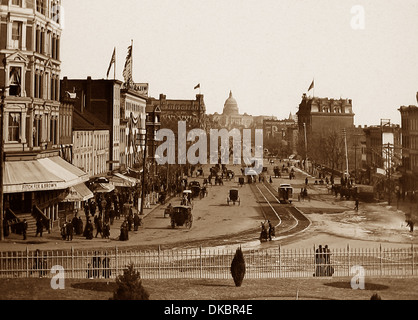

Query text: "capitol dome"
[223, 91, 239, 116]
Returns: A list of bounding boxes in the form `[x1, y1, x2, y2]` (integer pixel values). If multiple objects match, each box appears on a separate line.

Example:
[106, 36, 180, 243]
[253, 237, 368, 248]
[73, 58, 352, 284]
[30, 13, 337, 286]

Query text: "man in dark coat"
[66, 220, 74, 241]
[85, 219, 94, 240]
[134, 213, 141, 231]
[35, 218, 43, 237]
[22, 219, 28, 240]
[95, 216, 103, 238]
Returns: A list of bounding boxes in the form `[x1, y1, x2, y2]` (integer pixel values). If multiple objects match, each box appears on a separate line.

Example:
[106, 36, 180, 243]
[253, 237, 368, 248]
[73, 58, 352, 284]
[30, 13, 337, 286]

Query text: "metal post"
[140, 129, 147, 216]
[0, 87, 5, 241]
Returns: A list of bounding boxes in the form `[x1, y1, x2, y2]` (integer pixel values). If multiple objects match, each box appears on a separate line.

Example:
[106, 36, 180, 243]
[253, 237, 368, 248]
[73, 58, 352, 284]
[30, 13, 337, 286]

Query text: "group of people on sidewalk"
[314, 245, 334, 277]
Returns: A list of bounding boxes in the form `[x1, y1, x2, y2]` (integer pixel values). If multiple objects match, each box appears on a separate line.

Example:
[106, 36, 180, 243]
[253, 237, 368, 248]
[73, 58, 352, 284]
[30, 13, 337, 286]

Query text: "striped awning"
[4, 156, 89, 193]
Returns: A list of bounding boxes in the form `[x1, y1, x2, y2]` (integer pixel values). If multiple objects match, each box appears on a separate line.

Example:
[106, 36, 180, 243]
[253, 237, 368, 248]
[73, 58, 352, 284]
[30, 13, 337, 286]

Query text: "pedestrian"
[268, 220, 274, 241]
[76, 216, 83, 235]
[127, 212, 134, 231]
[354, 198, 359, 211]
[61, 221, 67, 240]
[85, 219, 94, 240]
[95, 215, 103, 238]
[92, 252, 101, 279]
[22, 219, 28, 240]
[305, 177, 309, 186]
[35, 218, 43, 237]
[134, 213, 141, 231]
[102, 253, 111, 279]
[102, 222, 110, 239]
[66, 220, 74, 241]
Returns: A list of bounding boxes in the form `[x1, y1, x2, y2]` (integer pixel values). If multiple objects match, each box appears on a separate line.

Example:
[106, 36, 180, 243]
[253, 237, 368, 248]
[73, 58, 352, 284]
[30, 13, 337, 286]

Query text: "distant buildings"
[147, 93, 206, 131]
[399, 105, 418, 192]
[209, 91, 277, 130]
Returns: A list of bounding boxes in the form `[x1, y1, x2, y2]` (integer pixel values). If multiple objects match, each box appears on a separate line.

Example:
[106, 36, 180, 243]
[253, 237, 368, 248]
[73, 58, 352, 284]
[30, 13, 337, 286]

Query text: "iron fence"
[0, 245, 416, 280]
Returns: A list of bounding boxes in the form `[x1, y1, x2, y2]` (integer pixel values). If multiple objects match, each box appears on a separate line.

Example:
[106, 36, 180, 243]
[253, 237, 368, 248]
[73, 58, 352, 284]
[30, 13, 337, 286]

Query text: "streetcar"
[278, 184, 293, 204]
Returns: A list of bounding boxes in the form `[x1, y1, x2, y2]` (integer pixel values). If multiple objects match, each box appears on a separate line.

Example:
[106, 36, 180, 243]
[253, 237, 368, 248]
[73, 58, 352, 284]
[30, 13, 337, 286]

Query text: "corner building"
[0, 0, 88, 235]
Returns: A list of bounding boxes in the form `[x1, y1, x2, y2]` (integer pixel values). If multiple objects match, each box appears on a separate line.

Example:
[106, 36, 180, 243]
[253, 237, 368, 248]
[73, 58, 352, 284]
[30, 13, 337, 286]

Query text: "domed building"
[209, 91, 276, 130]
[223, 91, 240, 116]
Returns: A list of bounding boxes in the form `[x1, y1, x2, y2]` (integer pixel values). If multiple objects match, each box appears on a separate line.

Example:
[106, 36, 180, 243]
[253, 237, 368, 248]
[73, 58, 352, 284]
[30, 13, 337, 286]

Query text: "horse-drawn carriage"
[273, 166, 281, 178]
[191, 185, 202, 199]
[227, 188, 240, 205]
[170, 205, 193, 229]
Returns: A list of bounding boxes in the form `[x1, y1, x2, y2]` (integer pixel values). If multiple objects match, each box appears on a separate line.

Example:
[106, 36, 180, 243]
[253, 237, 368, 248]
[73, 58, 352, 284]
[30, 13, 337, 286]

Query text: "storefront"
[3, 156, 89, 231]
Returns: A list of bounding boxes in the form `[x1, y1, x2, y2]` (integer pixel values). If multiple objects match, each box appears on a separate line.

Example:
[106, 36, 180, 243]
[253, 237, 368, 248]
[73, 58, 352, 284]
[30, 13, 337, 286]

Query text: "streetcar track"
[250, 181, 311, 238]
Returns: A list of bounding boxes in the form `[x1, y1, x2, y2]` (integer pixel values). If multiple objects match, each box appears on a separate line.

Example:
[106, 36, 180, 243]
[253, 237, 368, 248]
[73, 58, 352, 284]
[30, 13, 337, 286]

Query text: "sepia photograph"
[0, 0, 417, 310]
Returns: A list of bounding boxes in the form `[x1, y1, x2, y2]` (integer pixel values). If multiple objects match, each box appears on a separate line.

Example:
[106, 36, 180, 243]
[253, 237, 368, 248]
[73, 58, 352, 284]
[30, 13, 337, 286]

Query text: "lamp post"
[139, 128, 147, 216]
[0, 87, 5, 241]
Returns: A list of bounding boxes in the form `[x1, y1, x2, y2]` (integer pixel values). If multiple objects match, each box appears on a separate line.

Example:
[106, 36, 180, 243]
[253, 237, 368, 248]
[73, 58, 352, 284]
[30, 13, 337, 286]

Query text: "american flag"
[106, 47, 116, 78]
[123, 45, 133, 84]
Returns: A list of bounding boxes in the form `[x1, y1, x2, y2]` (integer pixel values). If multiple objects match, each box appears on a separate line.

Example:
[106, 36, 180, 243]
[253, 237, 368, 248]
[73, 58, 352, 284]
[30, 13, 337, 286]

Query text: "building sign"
[22, 183, 59, 192]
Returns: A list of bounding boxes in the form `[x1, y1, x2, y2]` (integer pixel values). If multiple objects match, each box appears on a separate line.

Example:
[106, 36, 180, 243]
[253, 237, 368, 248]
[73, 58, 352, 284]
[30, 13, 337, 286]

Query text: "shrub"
[370, 293, 382, 300]
[112, 264, 150, 300]
[230, 247, 246, 287]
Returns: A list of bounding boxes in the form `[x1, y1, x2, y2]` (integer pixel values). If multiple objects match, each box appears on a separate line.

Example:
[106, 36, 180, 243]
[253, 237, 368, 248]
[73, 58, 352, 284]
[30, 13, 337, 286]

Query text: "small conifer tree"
[230, 247, 246, 287]
[112, 264, 150, 300]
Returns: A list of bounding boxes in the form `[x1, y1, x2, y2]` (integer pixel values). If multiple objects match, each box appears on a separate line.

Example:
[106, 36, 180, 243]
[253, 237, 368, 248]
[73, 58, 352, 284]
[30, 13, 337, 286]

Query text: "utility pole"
[343, 129, 349, 178]
[303, 123, 308, 171]
[140, 128, 147, 216]
[0, 88, 5, 241]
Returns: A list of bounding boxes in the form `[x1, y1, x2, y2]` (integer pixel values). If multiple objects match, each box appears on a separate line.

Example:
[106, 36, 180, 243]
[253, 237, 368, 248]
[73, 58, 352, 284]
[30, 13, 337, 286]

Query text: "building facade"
[61, 77, 122, 172]
[147, 93, 206, 131]
[0, 0, 89, 236]
[120, 87, 147, 171]
[399, 105, 418, 192]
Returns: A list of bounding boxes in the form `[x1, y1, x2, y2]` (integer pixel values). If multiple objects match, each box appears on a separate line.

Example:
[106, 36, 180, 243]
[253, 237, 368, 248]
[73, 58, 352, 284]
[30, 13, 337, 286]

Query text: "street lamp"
[139, 128, 147, 216]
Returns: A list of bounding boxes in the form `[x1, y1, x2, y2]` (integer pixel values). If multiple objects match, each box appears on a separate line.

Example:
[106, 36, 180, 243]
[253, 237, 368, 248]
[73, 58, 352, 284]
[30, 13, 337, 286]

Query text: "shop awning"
[111, 173, 139, 187]
[4, 157, 89, 193]
[92, 183, 115, 193]
[63, 183, 94, 202]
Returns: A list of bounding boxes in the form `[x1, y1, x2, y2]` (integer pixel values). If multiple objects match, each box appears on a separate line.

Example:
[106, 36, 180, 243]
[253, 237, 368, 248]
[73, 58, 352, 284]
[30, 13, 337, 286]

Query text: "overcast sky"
[60, 0, 418, 126]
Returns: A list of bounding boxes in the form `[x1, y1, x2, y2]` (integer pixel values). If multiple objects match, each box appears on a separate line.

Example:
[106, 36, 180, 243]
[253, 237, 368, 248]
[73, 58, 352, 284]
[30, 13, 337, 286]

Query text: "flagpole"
[114, 47, 116, 81]
[131, 39, 134, 85]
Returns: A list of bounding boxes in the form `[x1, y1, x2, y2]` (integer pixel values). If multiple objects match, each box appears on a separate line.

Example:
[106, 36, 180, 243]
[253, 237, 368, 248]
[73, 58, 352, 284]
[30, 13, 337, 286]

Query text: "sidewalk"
[0, 195, 168, 252]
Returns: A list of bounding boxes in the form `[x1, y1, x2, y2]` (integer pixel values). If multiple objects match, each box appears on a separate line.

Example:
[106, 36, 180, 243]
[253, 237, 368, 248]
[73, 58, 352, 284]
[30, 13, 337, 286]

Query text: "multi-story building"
[147, 93, 206, 131]
[61, 77, 122, 172]
[297, 93, 355, 139]
[120, 87, 147, 171]
[0, 0, 88, 235]
[399, 104, 418, 192]
[72, 108, 110, 178]
[263, 116, 298, 157]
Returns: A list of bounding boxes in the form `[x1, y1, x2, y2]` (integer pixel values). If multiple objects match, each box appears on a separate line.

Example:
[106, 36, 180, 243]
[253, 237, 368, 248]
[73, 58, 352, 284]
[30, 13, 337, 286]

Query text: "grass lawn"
[0, 277, 417, 300]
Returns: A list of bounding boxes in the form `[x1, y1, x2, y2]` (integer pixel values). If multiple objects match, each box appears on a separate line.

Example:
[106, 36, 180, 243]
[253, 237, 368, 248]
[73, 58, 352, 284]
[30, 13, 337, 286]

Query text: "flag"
[308, 80, 314, 92]
[194, 83, 200, 90]
[123, 45, 133, 84]
[106, 47, 116, 78]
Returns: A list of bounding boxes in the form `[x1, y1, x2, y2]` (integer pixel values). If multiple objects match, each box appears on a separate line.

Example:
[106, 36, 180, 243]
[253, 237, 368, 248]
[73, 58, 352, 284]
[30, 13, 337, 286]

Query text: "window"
[50, 117, 58, 145]
[8, 113, 21, 142]
[36, 0, 45, 14]
[33, 116, 42, 147]
[9, 67, 21, 96]
[11, 21, 22, 49]
[12, 0, 22, 6]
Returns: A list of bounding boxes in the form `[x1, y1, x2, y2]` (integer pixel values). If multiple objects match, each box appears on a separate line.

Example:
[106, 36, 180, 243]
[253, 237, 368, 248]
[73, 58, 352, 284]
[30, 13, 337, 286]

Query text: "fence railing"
[0, 245, 416, 280]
